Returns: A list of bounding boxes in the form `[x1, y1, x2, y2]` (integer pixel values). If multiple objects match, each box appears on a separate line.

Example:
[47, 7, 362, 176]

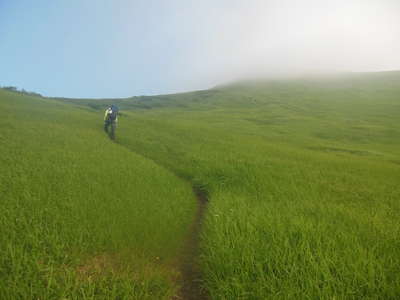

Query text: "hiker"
[104, 104, 119, 140]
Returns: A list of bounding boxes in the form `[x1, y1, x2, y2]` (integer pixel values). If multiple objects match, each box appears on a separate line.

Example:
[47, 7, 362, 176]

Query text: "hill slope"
[2, 71, 400, 299]
[84, 71, 399, 299]
[0, 89, 196, 299]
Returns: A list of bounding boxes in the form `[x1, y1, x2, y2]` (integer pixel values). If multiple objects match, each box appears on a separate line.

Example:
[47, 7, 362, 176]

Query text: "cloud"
[167, 0, 400, 90]
[1, 0, 399, 97]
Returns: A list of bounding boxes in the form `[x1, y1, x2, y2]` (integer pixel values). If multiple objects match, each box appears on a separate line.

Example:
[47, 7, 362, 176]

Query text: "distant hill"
[0, 86, 43, 98]
[51, 70, 400, 111]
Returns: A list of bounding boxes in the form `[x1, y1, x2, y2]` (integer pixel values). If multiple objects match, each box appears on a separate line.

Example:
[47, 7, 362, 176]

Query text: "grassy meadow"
[1, 71, 400, 299]
[0, 89, 196, 299]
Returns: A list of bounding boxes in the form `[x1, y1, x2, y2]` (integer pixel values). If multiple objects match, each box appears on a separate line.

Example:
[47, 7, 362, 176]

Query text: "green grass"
[0, 72, 400, 299]
[0, 90, 196, 299]
[85, 71, 399, 299]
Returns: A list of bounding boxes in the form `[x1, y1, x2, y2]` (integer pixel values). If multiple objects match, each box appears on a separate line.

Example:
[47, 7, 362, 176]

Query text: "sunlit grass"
[0, 90, 195, 299]
[113, 72, 400, 299]
[1, 71, 399, 299]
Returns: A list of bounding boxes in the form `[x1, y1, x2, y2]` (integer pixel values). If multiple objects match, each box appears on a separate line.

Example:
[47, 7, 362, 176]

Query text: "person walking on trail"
[104, 104, 119, 140]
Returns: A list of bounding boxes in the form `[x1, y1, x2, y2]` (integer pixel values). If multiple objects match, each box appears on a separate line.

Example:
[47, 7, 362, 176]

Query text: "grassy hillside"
[63, 71, 399, 299]
[0, 89, 196, 299]
[2, 71, 400, 299]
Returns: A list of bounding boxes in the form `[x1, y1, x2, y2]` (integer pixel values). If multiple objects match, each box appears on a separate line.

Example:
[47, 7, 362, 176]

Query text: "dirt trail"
[174, 187, 210, 300]
[113, 140, 209, 299]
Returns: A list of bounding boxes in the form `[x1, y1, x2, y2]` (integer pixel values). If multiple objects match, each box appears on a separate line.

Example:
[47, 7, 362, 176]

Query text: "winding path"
[114, 140, 210, 299]
[175, 188, 209, 300]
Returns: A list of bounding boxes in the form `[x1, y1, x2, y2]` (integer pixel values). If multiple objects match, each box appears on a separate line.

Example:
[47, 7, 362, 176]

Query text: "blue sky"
[1, 0, 399, 98]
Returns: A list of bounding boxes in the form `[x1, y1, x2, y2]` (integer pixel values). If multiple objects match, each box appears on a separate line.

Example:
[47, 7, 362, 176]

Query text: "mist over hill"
[46, 70, 400, 112]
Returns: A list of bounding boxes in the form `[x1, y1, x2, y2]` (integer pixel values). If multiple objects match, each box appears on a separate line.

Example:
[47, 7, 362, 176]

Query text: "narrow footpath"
[113, 139, 210, 299]
[175, 188, 210, 300]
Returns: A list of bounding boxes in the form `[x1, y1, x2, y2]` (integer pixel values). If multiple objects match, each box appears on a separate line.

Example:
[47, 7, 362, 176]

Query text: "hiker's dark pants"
[104, 119, 116, 139]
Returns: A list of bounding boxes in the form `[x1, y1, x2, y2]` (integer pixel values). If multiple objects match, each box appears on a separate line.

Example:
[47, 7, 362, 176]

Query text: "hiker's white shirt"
[104, 108, 118, 122]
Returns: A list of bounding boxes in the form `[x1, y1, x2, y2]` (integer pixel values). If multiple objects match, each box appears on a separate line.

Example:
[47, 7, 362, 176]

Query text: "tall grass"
[0, 90, 195, 299]
[112, 72, 400, 299]
[2, 71, 400, 299]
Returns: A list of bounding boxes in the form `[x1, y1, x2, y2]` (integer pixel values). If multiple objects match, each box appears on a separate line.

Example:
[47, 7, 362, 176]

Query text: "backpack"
[109, 105, 119, 121]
